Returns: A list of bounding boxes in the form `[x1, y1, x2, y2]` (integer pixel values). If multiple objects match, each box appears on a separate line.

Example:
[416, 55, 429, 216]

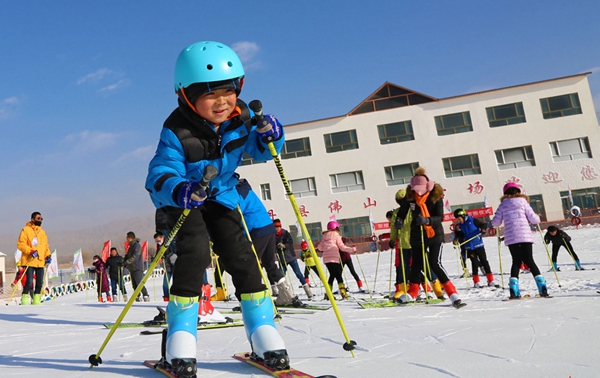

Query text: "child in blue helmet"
[145, 41, 288, 375]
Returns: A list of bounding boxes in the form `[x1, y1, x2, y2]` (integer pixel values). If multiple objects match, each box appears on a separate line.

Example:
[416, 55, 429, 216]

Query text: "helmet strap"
[179, 88, 201, 116]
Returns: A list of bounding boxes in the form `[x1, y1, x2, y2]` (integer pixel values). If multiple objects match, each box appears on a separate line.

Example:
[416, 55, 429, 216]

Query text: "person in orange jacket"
[17, 212, 51, 305]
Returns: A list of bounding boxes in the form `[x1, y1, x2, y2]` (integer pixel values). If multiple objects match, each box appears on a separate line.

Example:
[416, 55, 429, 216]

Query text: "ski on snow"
[104, 317, 242, 329]
[233, 352, 337, 378]
[503, 294, 553, 301]
[139, 320, 244, 335]
[221, 308, 317, 315]
[358, 298, 445, 309]
[142, 354, 337, 378]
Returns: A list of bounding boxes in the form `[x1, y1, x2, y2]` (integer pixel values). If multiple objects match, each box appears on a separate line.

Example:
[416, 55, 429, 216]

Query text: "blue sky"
[1, 1, 599, 234]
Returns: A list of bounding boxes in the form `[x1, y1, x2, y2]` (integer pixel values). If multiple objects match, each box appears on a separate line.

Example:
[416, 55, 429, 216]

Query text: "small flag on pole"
[73, 249, 84, 276]
[101, 240, 111, 262]
[48, 250, 59, 279]
[568, 185, 574, 207]
[141, 240, 148, 261]
[444, 199, 452, 213]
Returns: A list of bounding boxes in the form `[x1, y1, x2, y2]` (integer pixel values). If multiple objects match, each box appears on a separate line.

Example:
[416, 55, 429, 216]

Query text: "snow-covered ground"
[1, 225, 599, 377]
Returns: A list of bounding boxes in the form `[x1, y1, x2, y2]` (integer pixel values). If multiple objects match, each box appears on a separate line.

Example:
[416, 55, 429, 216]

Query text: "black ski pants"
[552, 241, 579, 263]
[508, 243, 541, 278]
[24, 267, 44, 295]
[466, 247, 492, 275]
[409, 242, 450, 284]
[165, 202, 265, 299]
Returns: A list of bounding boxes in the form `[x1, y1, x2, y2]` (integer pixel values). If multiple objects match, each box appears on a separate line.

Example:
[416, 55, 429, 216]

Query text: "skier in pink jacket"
[491, 183, 549, 299]
[318, 221, 355, 299]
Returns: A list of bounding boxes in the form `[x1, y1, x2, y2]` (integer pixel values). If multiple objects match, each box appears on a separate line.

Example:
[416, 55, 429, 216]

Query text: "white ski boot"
[241, 290, 289, 370]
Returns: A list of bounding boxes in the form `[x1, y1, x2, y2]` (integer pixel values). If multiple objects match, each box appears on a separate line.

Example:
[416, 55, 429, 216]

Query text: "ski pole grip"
[249, 100, 274, 143]
[199, 165, 218, 190]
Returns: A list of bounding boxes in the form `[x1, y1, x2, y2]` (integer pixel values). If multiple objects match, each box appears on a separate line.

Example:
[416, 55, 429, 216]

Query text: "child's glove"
[256, 114, 282, 141]
[388, 239, 395, 249]
[177, 181, 207, 209]
[415, 215, 430, 226]
[30, 250, 39, 258]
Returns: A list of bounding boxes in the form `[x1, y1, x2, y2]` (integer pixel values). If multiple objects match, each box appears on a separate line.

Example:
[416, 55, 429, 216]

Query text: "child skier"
[145, 41, 289, 375]
[389, 190, 445, 301]
[92, 255, 112, 303]
[491, 183, 549, 298]
[395, 167, 464, 308]
[300, 240, 319, 286]
[339, 248, 365, 292]
[318, 221, 356, 299]
[544, 225, 584, 271]
[453, 209, 498, 288]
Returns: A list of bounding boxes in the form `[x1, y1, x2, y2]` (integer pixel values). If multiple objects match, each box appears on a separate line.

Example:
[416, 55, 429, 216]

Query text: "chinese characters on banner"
[443, 207, 493, 222]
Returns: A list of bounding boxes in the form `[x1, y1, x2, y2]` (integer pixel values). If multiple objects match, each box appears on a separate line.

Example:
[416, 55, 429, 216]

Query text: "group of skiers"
[130, 40, 590, 377]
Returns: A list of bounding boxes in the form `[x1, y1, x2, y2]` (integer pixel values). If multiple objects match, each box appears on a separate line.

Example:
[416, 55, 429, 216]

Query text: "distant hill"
[0, 213, 156, 269]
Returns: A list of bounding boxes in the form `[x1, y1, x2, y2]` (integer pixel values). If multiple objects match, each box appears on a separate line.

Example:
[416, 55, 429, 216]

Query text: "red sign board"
[374, 222, 390, 230]
[443, 207, 494, 222]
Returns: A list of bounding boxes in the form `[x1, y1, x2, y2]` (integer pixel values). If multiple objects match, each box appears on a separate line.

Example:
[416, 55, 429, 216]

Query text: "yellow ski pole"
[250, 100, 356, 355]
[237, 205, 281, 319]
[420, 226, 431, 303]
[88, 165, 217, 369]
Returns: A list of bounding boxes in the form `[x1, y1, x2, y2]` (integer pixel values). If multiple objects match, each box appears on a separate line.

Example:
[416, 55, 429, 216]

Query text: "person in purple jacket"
[491, 183, 549, 299]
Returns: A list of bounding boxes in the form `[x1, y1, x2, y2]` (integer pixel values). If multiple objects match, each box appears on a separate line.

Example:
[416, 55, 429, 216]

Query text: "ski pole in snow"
[88, 165, 218, 369]
[237, 205, 281, 319]
[420, 226, 431, 303]
[537, 224, 562, 290]
[561, 237, 579, 265]
[250, 100, 356, 355]
[496, 228, 506, 290]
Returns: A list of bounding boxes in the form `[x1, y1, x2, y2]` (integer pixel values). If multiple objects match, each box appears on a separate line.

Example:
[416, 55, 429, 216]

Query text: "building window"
[384, 162, 419, 186]
[260, 183, 271, 201]
[434, 111, 473, 136]
[486, 102, 526, 127]
[560, 187, 600, 218]
[289, 177, 317, 198]
[377, 120, 415, 144]
[241, 151, 266, 166]
[330, 171, 365, 193]
[337, 217, 371, 238]
[495, 146, 536, 170]
[281, 137, 312, 160]
[529, 194, 547, 222]
[324, 130, 358, 153]
[290, 222, 323, 243]
[540, 93, 582, 119]
[443, 154, 481, 178]
[550, 137, 592, 162]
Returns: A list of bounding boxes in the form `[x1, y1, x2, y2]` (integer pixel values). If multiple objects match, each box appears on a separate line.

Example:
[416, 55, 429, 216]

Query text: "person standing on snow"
[105, 247, 128, 302]
[317, 221, 356, 299]
[17, 212, 51, 305]
[92, 255, 112, 302]
[453, 209, 498, 288]
[274, 219, 312, 297]
[145, 41, 290, 374]
[491, 183, 549, 299]
[395, 168, 465, 309]
[544, 225, 584, 271]
[123, 231, 150, 302]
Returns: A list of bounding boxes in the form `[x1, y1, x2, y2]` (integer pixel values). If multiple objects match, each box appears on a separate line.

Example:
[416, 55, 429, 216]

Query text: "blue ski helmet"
[174, 41, 245, 93]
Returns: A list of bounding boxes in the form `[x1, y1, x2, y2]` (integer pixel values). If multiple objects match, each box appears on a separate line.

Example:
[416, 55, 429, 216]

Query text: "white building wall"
[238, 74, 599, 234]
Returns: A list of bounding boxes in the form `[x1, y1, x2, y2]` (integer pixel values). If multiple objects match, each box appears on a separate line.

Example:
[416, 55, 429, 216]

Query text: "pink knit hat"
[410, 167, 434, 195]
